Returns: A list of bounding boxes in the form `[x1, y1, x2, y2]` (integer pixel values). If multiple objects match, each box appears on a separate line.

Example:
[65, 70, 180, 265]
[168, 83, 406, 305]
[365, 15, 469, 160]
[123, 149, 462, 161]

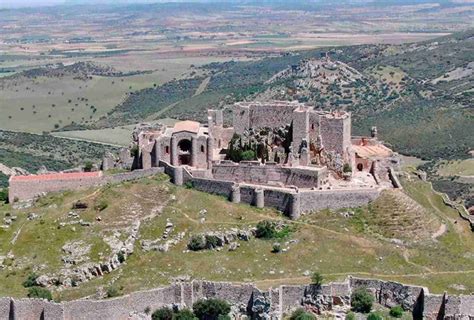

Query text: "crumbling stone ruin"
[0, 277, 472, 319]
[135, 100, 400, 219]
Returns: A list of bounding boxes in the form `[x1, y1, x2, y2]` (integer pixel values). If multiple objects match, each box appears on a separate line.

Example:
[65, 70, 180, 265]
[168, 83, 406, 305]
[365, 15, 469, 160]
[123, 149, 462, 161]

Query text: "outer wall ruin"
[0, 277, 472, 320]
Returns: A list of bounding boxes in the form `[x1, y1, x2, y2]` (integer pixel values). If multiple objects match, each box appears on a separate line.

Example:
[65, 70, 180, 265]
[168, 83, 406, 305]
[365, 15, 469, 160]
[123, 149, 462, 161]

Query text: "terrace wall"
[1, 278, 472, 319]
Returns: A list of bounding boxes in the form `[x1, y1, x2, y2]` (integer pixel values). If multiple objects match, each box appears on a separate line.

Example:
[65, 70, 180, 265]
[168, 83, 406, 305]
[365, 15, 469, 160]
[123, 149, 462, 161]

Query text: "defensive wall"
[1, 277, 472, 319]
[160, 161, 381, 220]
[211, 161, 328, 188]
[8, 168, 164, 203]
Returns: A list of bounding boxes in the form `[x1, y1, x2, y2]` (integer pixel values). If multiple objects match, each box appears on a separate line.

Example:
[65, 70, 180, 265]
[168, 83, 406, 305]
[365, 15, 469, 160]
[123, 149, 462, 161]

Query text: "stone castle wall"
[1, 278, 473, 319]
[8, 168, 164, 203]
[160, 161, 379, 219]
[212, 161, 327, 188]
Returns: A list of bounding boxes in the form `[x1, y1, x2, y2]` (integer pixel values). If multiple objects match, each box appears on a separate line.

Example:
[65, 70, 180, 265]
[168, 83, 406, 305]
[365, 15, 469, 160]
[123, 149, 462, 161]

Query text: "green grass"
[1, 173, 473, 302]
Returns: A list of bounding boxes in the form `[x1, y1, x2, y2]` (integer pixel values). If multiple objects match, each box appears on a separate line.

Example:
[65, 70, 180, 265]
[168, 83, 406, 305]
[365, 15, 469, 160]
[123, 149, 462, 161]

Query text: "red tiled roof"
[10, 171, 102, 182]
[173, 120, 200, 133]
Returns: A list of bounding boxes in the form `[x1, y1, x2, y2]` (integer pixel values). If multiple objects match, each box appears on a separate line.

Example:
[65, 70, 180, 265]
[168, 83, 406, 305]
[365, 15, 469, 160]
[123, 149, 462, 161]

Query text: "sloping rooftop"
[173, 120, 200, 134]
[10, 171, 102, 182]
[353, 144, 393, 159]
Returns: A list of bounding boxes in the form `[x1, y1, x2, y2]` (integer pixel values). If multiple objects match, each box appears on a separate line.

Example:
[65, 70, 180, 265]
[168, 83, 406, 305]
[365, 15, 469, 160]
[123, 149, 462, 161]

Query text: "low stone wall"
[8, 168, 164, 203]
[299, 188, 381, 214]
[1, 278, 473, 319]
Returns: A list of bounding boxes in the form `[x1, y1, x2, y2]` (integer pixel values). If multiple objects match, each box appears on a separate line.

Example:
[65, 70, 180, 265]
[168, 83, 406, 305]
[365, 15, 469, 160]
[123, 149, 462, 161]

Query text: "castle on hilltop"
[133, 100, 400, 219]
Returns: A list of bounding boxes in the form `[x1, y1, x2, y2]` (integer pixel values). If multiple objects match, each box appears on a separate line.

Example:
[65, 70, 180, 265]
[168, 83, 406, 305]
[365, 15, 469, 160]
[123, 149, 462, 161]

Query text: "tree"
[193, 298, 230, 320]
[345, 312, 356, 320]
[0, 189, 8, 204]
[27, 287, 52, 301]
[311, 272, 323, 286]
[152, 307, 174, 320]
[188, 236, 206, 251]
[174, 309, 197, 320]
[351, 288, 374, 313]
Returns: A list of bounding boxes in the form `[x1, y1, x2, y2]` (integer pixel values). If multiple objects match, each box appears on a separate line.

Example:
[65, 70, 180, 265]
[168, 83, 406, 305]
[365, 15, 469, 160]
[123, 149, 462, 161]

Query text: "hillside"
[86, 30, 473, 161]
[1, 171, 473, 302]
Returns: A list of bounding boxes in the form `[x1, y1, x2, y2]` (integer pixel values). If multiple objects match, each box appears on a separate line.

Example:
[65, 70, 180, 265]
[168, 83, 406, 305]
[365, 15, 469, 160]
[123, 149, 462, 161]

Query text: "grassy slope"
[1, 173, 473, 301]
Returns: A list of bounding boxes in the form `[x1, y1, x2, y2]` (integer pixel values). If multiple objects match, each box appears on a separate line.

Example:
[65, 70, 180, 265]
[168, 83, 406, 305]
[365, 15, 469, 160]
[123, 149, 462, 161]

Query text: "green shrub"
[117, 251, 125, 263]
[345, 311, 356, 320]
[27, 286, 52, 300]
[184, 181, 194, 189]
[389, 305, 404, 318]
[343, 163, 352, 173]
[241, 150, 256, 161]
[217, 315, 230, 320]
[272, 243, 281, 253]
[311, 272, 323, 286]
[351, 288, 374, 313]
[152, 307, 174, 320]
[83, 161, 93, 172]
[289, 308, 316, 320]
[256, 220, 276, 239]
[205, 235, 220, 249]
[0, 188, 8, 204]
[23, 273, 38, 288]
[188, 236, 206, 251]
[174, 309, 197, 320]
[106, 285, 120, 298]
[193, 298, 230, 320]
[367, 312, 383, 320]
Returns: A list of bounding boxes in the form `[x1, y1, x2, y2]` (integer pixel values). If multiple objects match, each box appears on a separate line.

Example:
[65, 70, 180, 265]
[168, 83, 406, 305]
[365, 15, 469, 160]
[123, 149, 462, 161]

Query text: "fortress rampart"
[0, 277, 472, 319]
[8, 168, 164, 203]
[160, 161, 380, 219]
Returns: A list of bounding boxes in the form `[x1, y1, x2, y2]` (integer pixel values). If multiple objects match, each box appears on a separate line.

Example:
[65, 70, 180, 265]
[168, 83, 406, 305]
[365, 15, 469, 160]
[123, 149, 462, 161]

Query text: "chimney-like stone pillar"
[191, 136, 198, 167]
[289, 192, 301, 220]
[206, 136, 213, 170]
[171, 136, 178, 166]
[254, 188, 264, 208]
[231, 184, 241, 203]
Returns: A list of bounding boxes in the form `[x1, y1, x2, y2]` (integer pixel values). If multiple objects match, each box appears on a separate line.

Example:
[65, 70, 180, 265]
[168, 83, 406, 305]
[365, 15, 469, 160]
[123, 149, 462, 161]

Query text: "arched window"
[201, 145, 205, 152]
[357, 163, 364, 171]
[311, 123, 314, 130]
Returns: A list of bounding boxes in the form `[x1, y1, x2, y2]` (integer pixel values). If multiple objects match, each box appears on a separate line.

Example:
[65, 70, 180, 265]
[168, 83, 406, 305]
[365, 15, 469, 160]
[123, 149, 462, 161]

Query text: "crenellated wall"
[1, 278, 472, 319]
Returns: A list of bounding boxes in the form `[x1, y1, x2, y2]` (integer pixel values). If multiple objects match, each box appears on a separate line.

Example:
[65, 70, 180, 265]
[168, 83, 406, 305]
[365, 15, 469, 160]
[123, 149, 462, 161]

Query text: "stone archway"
[357, 163, 364, 171]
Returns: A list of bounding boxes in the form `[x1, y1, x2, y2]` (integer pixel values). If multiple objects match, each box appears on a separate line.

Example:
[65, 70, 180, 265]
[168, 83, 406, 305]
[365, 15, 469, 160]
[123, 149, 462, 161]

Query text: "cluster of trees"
[151, 298, 230, 320]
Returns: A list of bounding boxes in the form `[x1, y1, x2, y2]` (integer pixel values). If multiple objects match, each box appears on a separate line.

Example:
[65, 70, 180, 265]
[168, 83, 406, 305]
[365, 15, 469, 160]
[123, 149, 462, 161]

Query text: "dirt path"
[193, 76, 211, 96]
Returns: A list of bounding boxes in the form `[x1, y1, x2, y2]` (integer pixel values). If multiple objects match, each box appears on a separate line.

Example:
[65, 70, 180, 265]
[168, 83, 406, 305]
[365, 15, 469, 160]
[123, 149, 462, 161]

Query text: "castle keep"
[135, 101, 399, 219]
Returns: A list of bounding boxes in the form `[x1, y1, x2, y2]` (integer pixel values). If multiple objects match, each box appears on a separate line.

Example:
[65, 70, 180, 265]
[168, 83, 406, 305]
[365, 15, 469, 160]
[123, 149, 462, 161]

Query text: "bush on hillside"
[188, 235, 207, 251]
[106, 285, 121, 298]
[241, 150, 256, 161]
[289, 308, 316, 320]
[311, 272, 324, 286]
[389, 305, 404, 318]
[0, 188, 8, 204]
[367, 312, 383, 320]
[174, 309, 198, 320]
[23, 273, 38, 288]
[351, 287, 374, 313]
[27, 286, 52, 301]
[152, 307, 174, 320]
[193, 298, 230, 320]
[255, 220, 276, 239]
[345, 311, 356, 320]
